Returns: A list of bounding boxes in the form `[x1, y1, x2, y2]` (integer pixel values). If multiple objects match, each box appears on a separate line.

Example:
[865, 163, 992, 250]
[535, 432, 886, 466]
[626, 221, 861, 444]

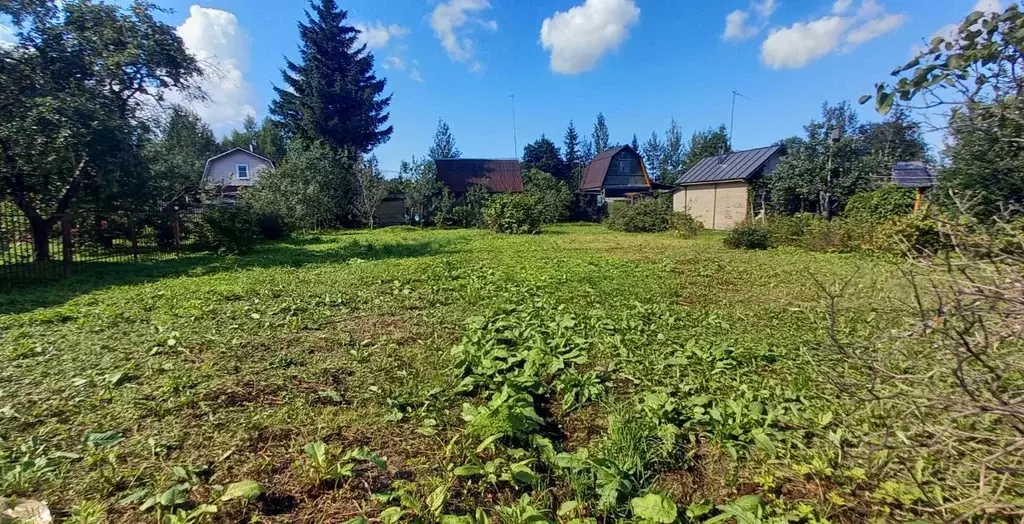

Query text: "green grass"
[0, 224, 906, 523]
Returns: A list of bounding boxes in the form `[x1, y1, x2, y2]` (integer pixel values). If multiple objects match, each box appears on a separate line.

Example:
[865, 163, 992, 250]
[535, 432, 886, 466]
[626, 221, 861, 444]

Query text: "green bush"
[194, 206, 261, 254]
[484, 194, 544, 234]
[845, 185, 916, 222]
[523, 169, 571, 224]
[256, 212, 290, 241]
[669, 212, 704, 238]
[764, 213, 820, 247]
[876, 213, 946, 254]
[723, 223, 771, 250]
[606, 200, 671, 233]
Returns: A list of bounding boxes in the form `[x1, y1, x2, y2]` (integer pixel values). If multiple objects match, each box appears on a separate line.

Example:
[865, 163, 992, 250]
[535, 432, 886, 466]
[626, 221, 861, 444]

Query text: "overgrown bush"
[844, 184, 916, 222]
[606, 200, 671, 233]
[483, 194, 543, 234]
[194, 206, 261, 254]
[723, 223, 771, 250]
[668, 212, 704, 238]
[875, 212, 945, 254]
[523, 169, 571, 224]
[256, 212, 289, 240]
[764, 213, 819, 247]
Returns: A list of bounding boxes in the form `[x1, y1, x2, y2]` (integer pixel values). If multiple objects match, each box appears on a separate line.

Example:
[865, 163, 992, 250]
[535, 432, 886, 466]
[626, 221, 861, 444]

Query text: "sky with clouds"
[140, 0, 1001, 172]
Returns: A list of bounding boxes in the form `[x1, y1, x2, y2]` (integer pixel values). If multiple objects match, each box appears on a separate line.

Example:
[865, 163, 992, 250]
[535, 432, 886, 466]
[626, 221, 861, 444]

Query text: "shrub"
[256, 212, 290, 240]
[876, 213, 945, 254]
[764, 213, 820, 247]
[669, 212, 704, 238]
[194, 205, 261, 254]
[483, 194, 544, 234]
[845, 185, 916, 222]
[723, 223, 771, 250]
[606, 200, 671, 233]
[523, 169, 571, 224]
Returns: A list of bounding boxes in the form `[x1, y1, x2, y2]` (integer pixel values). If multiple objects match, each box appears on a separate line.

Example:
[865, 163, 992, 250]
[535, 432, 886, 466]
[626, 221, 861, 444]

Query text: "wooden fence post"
[128, 214, 139, 263]
[61, 212, 74, 277]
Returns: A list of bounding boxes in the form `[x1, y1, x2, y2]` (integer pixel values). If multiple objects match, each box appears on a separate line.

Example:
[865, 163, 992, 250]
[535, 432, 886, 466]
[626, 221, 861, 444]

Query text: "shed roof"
[892, 161, 937, 188]
[675, 145, 783, 186]
[435, 158, 524, 193]
[581, 146, 650, 191]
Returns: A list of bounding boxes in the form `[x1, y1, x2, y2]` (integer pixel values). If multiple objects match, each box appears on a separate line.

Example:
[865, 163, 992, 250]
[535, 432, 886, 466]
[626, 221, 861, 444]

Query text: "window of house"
[236, 164, 249, 180]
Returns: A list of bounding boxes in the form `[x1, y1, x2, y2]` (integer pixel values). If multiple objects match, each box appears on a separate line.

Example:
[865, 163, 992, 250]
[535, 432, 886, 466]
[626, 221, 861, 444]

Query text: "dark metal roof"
[581, 146, 647, 191]
[675, 145, 783, 186]
[892, 161, 937, 188]
[435, 158, 524, 193]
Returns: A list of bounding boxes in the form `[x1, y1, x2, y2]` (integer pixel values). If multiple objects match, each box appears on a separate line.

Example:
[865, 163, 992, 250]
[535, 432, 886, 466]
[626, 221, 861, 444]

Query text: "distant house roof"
[435, 158, 524, 193]
[892, 161, 937, 188]
[675, 145, 783, 186]
[581, 146, 672, 191]
[201, 147, 276, 182]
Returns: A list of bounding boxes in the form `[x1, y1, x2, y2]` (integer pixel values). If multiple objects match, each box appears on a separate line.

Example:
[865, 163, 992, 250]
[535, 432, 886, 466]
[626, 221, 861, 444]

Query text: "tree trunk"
[29, 215, 51, 262]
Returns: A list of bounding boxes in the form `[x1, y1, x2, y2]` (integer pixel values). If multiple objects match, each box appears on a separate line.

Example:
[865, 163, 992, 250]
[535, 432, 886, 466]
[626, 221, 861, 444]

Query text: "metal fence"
[0, 202, 207, 286]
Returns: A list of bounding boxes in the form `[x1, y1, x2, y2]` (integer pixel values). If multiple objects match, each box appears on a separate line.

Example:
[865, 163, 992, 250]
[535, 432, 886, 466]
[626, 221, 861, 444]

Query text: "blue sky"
[151, 0, 997, 173]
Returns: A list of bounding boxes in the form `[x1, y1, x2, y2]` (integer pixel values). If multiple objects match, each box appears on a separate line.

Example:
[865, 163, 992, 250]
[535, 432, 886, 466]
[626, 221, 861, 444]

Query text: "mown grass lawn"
[0, 224, 907, 523]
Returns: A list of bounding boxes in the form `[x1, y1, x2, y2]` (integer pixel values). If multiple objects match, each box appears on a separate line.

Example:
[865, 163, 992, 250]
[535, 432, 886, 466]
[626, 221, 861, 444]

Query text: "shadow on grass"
[0, 237, 458, 315]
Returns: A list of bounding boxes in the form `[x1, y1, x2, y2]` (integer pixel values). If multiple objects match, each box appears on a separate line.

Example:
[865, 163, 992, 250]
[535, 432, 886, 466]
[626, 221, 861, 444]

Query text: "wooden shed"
[672, 145, 785, 230]
[580, 146, 674, 202]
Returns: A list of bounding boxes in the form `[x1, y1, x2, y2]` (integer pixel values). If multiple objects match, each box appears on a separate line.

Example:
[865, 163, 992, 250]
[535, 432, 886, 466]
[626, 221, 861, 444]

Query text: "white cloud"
[833, 0, 854, 14]
[430, 0, 496, 71]
[174, 6, 257, 133]
[723, 0, 777, 42]
[973, 0, 1001, 13]
[539, 0, 640, 75]
[761, 16, 847, 69]
[410, 69, 424, 83]
[355, 21, 409, 50]
[383, 55, 406, 70]
[0, 23, 15, 47]
[846, 12, 907, 45]
[760, 0, 908, 69]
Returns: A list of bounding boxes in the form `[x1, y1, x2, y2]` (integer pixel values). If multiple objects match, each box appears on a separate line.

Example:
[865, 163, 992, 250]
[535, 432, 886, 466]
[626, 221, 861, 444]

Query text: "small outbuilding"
[672, 145, 785, 230]
[580, 146, 674, 203]
[892, 161, 938, 211]
[435, 159, 524, 195]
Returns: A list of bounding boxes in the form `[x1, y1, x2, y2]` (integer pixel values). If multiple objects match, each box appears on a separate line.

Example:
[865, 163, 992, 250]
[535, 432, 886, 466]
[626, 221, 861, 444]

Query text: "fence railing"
[0, 202, 207, 286]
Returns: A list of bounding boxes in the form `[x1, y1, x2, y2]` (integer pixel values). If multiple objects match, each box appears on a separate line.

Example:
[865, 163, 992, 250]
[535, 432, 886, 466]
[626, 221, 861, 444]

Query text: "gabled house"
[580, 146, 673, 202]
[435, 158, 524, 195]
[201, 147, 276, 200]
[673, 145, 785, 230]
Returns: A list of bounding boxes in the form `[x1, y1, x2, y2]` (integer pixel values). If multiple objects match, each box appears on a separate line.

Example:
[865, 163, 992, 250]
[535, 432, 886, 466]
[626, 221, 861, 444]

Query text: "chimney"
[249, 142, 255, 153]
[717, 145, 726, 165]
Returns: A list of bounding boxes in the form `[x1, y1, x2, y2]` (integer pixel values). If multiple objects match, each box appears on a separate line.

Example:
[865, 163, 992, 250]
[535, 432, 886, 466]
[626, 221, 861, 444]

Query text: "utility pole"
[729, 90, 749, 148]
[510, 94, 518, 159]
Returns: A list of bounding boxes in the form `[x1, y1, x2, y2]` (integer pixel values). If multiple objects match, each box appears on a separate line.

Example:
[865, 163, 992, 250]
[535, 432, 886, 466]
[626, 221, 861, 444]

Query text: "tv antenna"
[510, 94, 518, 159]
[729, 90, 750, 147]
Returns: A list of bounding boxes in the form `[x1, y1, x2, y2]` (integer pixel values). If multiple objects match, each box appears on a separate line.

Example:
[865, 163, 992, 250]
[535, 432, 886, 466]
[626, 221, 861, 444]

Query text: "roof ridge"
[436, 158, 520, 162]
[720, 144, 780, 155]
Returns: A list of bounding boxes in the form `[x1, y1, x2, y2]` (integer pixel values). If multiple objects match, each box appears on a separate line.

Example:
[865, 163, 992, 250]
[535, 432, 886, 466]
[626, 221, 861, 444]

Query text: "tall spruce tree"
[564, 121, 580, 176]
[429, 119, 461, 159]
[521, 135, 567, 182]
[592, 113, 610, 153]
[271, 0, 392, 154]
[643, 131, 665, 182]
[630, 134, 640, 152]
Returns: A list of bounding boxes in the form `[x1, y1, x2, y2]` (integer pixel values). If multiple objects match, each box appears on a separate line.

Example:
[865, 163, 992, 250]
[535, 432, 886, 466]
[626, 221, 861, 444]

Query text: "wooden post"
[128, 214, 139, 263]
[61, 212, 74, 277]
[914, 187, 926, 213]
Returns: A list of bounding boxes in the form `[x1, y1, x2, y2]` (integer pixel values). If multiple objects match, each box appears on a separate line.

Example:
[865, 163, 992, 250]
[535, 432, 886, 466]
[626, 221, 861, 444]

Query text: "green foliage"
[256, 212, 290, 241]
[193, 206, 261, 254]
[144, 106, 219, 209]
[447, 183, 491, 229]
[522, 137, 568, 183]
[683, 125, 731, 172]
[483, 194, 544, 235]
[723, 223, 771, 250]
[246, 140, 355, 230]
[845, 185, 915, 221]
[523, 169, 571, 224]
[270, 0, 392, 153]
[429, 119, 461, 160]
[875, 213, 945, 254]
[592, 113, 610, 154]
[631, 493, 678, 523]
[668, 212, 704, 238]
[352, 156, 391, 230]
[606, 200, 671, 233]
[298, 442, 386, 487]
